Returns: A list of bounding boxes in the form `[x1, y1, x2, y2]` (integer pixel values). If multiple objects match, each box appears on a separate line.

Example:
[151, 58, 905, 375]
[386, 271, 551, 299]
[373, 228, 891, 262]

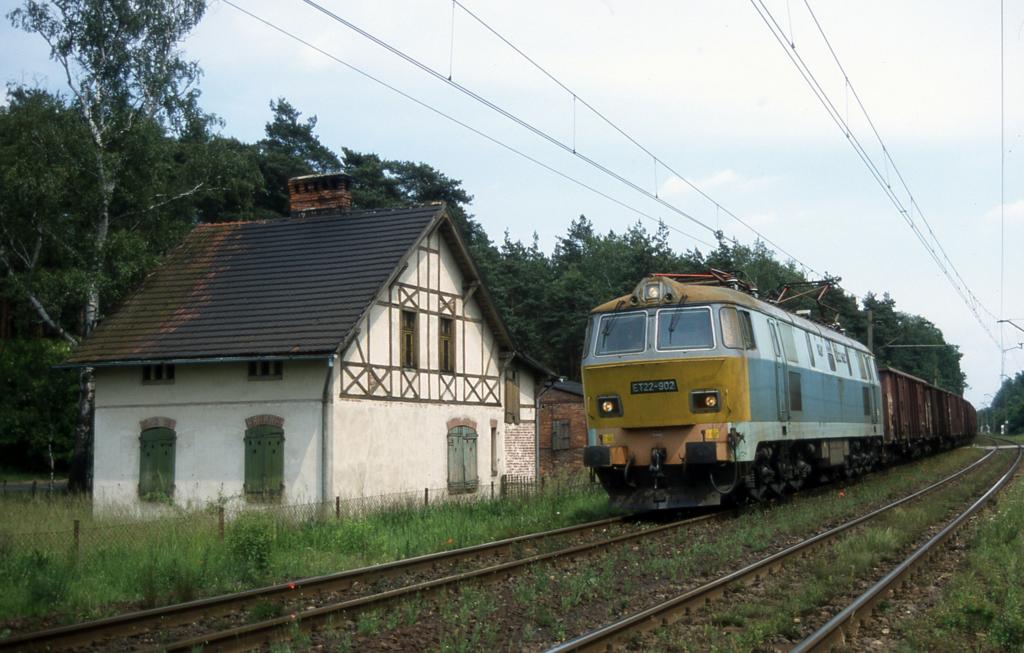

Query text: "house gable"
[339, 217, 505, 406]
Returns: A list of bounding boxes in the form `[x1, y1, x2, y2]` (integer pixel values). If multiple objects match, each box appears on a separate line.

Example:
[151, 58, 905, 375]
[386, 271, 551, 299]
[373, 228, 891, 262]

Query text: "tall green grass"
[898, 471, 1024, 652]
[0, 479, 614, 627]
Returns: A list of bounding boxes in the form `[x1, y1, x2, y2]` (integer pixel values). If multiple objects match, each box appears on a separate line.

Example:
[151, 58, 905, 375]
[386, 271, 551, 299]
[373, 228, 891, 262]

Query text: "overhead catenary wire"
[220, 0, 715, 249]
[801, 0, 999, 324]
[749, 0, 1000, 347]
[451, 0, 823, 278]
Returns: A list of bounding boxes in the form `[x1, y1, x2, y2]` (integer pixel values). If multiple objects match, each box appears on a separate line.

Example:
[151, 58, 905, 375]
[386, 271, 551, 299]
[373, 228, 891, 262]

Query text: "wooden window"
[447, 426, 478, 493]
[552, 419, 571, 450]
[248, 360, 283, 380]
[505, 367, 521, 424]
[788, 371, 803, 412]
[439, 317, 454, 373]
[142, 363, 175, 384]
[401, 310, 418, 369]
[139, 427, 175, 500]
[738, 311, 756, 349]
[244, 425, 285, 501]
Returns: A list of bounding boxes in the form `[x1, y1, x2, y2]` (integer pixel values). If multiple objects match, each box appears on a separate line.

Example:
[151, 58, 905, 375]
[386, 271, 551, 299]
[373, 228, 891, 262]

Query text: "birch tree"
[7, 0, 207, 490]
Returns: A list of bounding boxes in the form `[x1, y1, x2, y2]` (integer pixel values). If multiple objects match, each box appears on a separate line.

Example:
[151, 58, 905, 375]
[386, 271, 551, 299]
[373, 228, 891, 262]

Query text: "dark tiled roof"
[65, 206, 444, 364]
[552, 380, 583, 396]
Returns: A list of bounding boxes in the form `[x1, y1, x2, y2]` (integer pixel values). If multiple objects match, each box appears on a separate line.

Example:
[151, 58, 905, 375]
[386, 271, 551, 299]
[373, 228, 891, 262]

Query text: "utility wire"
[451, 0, 822, 277]
[295, 0, 718, 242]
[750, 0, 1000, 347]
[221, 0, 715, 249]
[802, 0, 998, 323]
[1000, 0, 1006, 381]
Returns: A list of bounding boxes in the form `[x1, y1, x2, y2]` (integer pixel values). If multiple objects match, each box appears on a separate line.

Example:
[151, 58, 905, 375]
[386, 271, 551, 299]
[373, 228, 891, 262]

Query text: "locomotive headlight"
[643, 282, 662, 301]
[691, 390, 721, 413]
[597, 395, 623, 417]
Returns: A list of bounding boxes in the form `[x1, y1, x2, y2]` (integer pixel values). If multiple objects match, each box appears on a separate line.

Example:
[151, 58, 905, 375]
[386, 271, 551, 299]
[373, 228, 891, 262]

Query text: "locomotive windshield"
[595, 311, 647, 355]
[657, 307, 714, 350]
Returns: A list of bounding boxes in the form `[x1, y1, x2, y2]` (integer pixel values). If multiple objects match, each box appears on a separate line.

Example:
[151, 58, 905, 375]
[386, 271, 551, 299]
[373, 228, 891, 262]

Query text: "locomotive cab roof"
[592, 275, 870, 355]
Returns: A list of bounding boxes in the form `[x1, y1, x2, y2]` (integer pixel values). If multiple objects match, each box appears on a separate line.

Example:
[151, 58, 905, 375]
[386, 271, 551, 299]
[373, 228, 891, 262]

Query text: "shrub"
[227, 514, 275, 580]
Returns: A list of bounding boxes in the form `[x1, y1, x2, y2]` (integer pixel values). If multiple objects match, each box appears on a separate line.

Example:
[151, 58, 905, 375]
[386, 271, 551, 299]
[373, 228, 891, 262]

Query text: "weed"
[355, 609, 382, 636]
[226, 514, 275, 581]
[249, 599, 284, 622]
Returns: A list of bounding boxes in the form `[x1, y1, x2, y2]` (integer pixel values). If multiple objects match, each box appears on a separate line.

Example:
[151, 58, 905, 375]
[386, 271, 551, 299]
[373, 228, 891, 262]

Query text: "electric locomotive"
[582, 272, 888, 511]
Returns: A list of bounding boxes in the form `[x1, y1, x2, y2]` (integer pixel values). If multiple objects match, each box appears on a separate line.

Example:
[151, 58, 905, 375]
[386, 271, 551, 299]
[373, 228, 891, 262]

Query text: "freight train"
[581, 272, 977, 511]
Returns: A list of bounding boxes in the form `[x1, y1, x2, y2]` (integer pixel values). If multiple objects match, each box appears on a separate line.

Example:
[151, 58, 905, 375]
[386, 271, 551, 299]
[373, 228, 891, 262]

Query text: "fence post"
[73, 519, 80, 557]
[335, 496, 341, 520]
[500, 474, 506, 499]
[490, 481, 494, 500]
[218, 506, 225, 541]
[424, 488, 429, 506]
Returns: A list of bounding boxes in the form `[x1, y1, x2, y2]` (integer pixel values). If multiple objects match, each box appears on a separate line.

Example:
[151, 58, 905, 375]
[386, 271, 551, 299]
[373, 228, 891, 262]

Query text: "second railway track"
[546, 441, 1015, 653]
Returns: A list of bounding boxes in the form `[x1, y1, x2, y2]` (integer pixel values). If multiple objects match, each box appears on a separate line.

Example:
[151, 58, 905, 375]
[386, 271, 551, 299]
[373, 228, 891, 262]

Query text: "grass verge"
[655, 449, 1006, 653]
[0, 480, 614, 627]
[896, 470, 1024, 652]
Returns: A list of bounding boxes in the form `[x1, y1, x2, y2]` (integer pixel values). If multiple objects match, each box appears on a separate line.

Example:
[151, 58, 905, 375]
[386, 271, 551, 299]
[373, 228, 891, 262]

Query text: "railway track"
[791, 438, 1023, 653]
[545, 442, 1011, 653]
[1, 512, 709, 652]
[144, 510, 723, 653]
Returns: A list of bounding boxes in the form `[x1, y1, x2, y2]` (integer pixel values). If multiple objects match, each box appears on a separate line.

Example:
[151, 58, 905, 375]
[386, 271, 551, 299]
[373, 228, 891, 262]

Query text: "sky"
[1, 0, 1022, 407]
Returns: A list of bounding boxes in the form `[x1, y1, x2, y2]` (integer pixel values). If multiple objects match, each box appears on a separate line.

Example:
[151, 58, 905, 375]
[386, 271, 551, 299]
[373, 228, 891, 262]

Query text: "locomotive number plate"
[630, 379, 678, 394]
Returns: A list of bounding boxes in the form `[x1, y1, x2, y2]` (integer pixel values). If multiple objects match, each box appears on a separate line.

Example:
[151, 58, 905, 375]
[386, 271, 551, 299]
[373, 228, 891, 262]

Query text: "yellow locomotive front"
[582, 275, 755, 510]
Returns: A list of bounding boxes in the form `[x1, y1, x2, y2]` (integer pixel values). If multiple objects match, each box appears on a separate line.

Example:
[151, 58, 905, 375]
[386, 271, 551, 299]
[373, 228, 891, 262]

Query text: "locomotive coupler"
[649, 447, 667, 489]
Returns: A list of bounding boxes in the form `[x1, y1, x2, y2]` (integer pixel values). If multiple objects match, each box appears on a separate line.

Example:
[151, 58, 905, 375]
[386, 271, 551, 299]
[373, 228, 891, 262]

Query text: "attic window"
[249, 360, 283, 380]
[142, 364, 175, 384]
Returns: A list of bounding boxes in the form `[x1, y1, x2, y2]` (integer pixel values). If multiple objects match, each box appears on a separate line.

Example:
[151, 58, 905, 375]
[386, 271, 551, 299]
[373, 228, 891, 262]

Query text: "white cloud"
[658, 168, 778, 200]
[985, 199, 1024, 223]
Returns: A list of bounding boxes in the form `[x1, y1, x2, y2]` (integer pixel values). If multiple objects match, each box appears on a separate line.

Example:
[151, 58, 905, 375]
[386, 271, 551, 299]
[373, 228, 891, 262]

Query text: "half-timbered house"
[63, 173, 550, 508]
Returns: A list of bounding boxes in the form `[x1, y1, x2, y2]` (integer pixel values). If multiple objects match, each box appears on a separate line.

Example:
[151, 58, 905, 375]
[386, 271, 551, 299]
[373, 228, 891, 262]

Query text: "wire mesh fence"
[0, 472, 601, 558]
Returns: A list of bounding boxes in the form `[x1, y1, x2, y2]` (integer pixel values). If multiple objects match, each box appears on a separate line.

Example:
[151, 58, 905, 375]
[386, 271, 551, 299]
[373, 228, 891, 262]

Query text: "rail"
[545, 445, 1001, 653]
[791, 437, 1023, 652]
[1, 514, 625, 651]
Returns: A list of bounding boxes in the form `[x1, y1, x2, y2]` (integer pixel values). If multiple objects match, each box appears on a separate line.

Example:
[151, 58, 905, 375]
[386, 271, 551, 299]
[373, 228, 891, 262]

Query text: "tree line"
[0, 0, 973, 485]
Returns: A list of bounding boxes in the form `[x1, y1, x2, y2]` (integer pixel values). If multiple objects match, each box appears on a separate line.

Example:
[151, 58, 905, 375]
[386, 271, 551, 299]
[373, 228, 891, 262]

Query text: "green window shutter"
[447, 430, 464, 488]
[139, 427, 175, 500]
[447, 426, 478, 492]
[245, 425, 284, 500]
[464, 429, 478, 489]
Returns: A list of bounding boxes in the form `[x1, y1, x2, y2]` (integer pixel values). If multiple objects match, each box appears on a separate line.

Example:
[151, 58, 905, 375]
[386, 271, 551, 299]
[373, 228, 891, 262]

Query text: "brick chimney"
[288, 172, 353, 215]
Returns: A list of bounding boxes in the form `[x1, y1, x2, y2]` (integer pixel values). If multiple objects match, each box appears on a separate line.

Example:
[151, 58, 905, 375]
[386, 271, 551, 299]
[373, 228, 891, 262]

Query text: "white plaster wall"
[331, 398, 505, 497]
[92, 361, 327, 509]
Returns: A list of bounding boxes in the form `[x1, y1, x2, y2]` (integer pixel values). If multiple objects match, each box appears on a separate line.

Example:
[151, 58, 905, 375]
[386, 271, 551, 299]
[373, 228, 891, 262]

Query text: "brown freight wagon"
[878, 367, 976, 456]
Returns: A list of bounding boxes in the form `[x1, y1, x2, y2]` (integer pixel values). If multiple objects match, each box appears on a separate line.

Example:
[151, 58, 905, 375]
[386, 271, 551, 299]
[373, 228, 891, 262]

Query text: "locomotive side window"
[827, 341, 837, 371]
[738, 311, 756, 349]
[805, 332, 816, 367]
[720, 307, 743, 349]
[857, 353, 868, 379]
[788, 371, 803, 412]
[595, 311, 648, 355]
[780, 324, 800, 364]
[657, 307, 714, 351]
